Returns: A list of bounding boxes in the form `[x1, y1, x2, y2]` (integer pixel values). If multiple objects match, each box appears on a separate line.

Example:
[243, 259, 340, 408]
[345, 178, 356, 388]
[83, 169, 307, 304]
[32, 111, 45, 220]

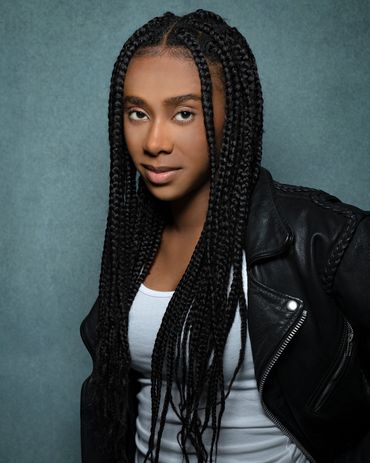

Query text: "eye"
[174, 110, 195, 123]
[127, 110, 148, 121]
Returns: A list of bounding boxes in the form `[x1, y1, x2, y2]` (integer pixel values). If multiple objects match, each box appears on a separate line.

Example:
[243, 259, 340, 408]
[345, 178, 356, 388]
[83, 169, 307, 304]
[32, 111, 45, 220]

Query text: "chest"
[143, 229, 200, 291]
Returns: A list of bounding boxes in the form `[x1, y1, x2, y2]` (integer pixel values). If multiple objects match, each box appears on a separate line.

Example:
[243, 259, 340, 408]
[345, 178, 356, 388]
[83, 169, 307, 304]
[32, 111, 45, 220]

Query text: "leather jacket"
[80, 167, 370, 463]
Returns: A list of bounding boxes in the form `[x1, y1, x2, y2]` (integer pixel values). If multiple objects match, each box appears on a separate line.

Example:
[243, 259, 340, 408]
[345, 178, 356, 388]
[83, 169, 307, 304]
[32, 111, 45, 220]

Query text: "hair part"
[92, 9, 263, 463]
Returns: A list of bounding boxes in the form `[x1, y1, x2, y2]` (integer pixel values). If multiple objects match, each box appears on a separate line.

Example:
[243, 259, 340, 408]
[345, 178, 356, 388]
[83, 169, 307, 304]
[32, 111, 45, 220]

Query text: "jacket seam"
[311, 196, 364, 294]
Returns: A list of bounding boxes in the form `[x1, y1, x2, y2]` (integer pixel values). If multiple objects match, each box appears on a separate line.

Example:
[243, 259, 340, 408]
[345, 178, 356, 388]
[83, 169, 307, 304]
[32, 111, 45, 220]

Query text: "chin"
[149, 190, 182, 202]
[144, 184, 185, 202]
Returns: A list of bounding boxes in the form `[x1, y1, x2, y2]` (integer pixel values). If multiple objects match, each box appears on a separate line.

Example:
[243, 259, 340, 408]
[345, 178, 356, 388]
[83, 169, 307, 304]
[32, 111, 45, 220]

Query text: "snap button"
[287, 300, 298, 311]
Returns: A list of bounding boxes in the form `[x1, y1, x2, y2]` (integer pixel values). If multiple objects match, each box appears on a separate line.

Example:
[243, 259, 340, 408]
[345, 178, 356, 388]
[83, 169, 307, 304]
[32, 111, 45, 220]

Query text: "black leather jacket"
[80, 167, 370, 463]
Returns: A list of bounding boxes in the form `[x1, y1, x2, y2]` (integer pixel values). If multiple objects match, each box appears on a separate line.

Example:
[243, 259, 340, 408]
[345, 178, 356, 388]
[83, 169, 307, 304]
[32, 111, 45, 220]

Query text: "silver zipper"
[259, 309, 317, 463]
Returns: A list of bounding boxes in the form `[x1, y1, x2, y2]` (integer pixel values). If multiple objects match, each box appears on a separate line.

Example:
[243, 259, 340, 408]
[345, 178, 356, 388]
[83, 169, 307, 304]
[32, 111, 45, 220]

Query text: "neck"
[166, 181, 209, 236]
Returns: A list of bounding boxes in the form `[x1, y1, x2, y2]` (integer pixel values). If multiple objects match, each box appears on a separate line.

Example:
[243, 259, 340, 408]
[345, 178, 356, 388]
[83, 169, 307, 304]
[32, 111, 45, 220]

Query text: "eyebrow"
[123, 93, 202, 108]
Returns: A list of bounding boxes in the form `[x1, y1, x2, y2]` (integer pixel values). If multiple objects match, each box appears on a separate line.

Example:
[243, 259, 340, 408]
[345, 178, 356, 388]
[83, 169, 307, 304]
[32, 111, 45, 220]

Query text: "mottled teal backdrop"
[0, 0, 369, 461]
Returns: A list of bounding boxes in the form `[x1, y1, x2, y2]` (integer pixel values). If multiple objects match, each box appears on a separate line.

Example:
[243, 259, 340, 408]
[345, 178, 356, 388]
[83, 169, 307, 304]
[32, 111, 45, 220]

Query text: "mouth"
[142, 165, 181, 185]
[142, 164, 181, 173]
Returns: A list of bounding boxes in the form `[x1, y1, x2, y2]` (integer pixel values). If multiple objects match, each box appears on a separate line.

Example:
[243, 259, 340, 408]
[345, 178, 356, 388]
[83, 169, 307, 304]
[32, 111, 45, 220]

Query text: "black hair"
[91, 8, 263, 462]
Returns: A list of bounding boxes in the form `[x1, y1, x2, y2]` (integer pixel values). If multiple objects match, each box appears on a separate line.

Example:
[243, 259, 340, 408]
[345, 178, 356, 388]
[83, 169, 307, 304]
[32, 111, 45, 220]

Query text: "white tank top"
[128, 251, 309, 462]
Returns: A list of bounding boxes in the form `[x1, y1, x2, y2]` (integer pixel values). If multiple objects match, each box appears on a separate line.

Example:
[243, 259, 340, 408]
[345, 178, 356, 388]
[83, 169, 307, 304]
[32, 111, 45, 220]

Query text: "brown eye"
[174, 110, 195, 122]
[128, 110, 148, 120]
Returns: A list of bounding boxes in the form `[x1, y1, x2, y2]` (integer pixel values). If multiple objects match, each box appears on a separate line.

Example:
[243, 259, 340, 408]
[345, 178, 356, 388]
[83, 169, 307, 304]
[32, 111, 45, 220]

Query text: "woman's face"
[123, 52, 225, 203]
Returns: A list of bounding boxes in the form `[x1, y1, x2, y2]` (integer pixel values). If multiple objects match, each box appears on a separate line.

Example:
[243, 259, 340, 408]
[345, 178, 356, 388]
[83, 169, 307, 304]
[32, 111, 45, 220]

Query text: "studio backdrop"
[1, 1, 369, 462]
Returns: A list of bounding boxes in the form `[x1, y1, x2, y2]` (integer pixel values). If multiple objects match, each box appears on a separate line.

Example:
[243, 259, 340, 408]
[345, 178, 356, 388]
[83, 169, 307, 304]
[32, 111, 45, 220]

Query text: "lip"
[142, 164, 181, 173]
[143, 165, 181, 185]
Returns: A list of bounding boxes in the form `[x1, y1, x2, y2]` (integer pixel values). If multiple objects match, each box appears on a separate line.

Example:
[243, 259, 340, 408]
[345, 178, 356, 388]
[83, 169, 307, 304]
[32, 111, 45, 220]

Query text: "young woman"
[80, 9, 370, 463]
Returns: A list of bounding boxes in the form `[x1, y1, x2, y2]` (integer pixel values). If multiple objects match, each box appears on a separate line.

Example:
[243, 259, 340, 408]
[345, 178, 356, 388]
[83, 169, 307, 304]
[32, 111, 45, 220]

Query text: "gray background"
[1, 0, 369, 462]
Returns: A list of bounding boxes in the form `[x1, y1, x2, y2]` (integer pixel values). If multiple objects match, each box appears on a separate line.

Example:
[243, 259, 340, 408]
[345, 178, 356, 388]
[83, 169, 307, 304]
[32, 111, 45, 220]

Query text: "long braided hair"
[92, 9, 264, 462]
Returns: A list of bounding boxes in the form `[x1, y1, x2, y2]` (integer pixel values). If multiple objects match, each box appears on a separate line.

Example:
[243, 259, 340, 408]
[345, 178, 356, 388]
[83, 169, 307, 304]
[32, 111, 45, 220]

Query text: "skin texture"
[123, 52, 225, 290]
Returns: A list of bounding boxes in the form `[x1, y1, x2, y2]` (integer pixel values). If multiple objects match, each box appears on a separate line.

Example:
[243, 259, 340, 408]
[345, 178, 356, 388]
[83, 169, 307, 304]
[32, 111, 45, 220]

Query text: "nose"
[143, 119, 173, 156]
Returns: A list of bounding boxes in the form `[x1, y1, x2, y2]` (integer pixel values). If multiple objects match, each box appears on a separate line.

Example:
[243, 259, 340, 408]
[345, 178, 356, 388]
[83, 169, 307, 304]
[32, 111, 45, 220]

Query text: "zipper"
[259, 309, 317, 463]
[312, 320, 354, 413]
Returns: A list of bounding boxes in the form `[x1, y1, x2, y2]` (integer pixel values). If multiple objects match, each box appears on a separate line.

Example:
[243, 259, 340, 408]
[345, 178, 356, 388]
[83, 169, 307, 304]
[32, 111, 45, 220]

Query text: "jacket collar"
[245, 167, 293, 266]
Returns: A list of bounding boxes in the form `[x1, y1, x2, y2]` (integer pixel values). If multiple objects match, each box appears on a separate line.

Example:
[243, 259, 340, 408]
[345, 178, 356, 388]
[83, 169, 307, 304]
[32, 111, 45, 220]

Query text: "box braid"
[90, 9, 264, 463]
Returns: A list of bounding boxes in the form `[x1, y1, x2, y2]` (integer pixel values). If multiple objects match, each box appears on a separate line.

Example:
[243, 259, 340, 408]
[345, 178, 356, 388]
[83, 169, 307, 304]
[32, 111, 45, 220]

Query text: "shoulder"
[259, 168, 370, 292]
[265, 169, 370, 237]
[272, 173, 367, 221]
[80, 295, 99, 359]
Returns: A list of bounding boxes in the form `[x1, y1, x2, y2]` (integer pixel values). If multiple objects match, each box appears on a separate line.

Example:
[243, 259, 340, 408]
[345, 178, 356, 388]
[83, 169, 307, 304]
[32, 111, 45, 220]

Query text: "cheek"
[123, 124, 140, 162]
[123, 121, 134, 146]
[179, 125, 210, 172]
[192, 127, 211, 168]
[178, 121, 208, 152]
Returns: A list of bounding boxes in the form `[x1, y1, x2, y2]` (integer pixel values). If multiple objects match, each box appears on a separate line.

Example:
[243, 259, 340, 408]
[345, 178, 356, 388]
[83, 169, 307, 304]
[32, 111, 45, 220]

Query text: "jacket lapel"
[245, 167, 293, 266]
[244, 167, 305, 386]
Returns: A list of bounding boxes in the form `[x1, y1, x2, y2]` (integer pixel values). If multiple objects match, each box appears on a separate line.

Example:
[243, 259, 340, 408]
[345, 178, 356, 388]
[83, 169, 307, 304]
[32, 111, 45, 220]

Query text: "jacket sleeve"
[80, 297, 140, 463]
[332, 214, 370, 379]
[331, 214, 370, 462]
[80, 296, 109, 463]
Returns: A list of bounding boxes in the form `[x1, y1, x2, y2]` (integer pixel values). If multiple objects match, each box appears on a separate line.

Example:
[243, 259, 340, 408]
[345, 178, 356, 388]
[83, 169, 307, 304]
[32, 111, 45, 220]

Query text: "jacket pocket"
[309, 318, 355, 414]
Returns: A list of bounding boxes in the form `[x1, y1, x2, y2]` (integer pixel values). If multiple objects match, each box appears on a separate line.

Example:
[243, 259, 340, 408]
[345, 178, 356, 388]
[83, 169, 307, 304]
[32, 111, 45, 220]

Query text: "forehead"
[124, 54, 201, 97]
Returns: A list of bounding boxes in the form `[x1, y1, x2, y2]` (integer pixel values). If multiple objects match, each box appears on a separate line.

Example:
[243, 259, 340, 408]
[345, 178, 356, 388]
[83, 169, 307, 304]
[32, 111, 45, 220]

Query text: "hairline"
[131, 45, 225, 91]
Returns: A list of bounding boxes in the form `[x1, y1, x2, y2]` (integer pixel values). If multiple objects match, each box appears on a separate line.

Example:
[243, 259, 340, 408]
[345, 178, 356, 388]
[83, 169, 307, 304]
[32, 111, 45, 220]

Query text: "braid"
[92, 9, 264, 462]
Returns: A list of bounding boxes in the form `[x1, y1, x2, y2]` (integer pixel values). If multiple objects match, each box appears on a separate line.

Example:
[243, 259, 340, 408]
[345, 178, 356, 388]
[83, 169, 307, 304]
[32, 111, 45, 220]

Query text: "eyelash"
[126, 109, 195, 124]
